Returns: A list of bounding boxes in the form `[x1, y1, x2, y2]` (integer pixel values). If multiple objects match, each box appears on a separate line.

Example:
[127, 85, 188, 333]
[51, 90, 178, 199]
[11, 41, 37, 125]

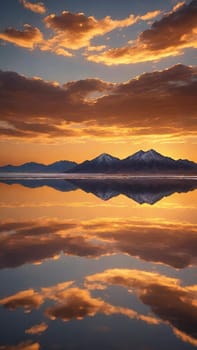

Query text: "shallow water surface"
[0, 178, 197, 350]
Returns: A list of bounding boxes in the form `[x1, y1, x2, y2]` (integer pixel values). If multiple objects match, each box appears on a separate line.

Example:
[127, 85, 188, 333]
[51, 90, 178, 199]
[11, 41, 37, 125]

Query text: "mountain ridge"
[67, 149, 197, 174]
[0, 160, 77, 173]
[0, 150, 197, 174]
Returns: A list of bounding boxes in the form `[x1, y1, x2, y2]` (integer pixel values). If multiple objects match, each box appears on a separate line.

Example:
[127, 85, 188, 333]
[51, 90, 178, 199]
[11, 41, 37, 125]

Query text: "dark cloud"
[140, 0, 197, 51]
[0, 64, 196, 140]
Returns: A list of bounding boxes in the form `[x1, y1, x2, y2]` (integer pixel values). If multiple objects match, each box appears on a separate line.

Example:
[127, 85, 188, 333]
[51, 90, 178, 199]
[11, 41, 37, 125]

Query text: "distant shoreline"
[0, 173, 197, 180]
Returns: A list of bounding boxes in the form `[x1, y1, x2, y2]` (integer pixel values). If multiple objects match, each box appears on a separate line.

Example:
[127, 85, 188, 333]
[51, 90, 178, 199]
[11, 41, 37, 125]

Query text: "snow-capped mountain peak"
[93, 153, 119, 163]
[125, 149, 164, 162]
[139, 149, 164, 161]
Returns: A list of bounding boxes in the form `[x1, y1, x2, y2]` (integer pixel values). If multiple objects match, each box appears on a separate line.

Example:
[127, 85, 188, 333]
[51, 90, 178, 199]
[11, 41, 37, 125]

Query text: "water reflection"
[0, 269, 196, 347]
[1, 178, 197, 204]
[86, 268, 197, 347]
[0, 180, 196, 349]
[0, 218, 196, 269]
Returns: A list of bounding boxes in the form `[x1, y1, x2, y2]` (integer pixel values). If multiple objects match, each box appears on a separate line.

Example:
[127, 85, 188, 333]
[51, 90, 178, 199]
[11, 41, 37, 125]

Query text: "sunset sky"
[0, 0, 196, 165]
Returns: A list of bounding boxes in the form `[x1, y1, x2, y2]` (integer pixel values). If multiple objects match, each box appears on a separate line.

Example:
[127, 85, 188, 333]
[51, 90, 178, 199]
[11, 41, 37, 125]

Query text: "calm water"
[0, 178, 197, 350]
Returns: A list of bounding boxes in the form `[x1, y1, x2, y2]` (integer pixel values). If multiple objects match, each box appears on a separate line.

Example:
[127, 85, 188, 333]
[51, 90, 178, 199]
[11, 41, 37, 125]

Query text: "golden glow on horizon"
[0, 135, 196, 166]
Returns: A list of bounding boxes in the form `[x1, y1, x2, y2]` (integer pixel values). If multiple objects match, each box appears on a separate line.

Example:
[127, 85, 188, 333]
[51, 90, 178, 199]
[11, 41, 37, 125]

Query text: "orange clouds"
[42, 9, 161, 54]
[0, 341, 40, 350]
[0, 25, 43, 49]
[25, 323, 48, 335]
[20, 0, 46, 14]
[0, 1, 195, 64]
[87, 1, 197, 64]
[0, 8, 161, 56]
[0, 64, 196, 141]
[0, 217, 196, 269]
[43, 11, 138, 52]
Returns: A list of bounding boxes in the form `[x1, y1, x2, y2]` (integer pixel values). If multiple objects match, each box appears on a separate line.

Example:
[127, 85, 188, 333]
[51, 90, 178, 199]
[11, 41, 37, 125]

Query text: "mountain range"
[0, 150, 197, 174]
[0, 160, 77, 173]
[68, 150, 197, 174]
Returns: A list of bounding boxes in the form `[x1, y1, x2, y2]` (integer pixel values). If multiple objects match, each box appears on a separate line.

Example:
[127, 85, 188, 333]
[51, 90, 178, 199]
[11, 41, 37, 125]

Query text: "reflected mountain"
[0, 178, 77, 192]
[68, 178, 197, 204]
[1, 177, 197, 204]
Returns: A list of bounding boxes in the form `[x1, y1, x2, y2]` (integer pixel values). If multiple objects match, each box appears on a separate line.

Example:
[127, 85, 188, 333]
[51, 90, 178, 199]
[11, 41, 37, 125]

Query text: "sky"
[0, 0, 196, 165]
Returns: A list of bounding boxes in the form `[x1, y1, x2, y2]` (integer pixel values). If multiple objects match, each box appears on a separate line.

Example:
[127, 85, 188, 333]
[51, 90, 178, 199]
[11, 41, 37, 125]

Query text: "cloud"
[0, 8, 160, 57]
[25, 322, 48, 335]
[0, 25, 43, 49]
[0, 64, 196, 141]
[85, 268, 197, 345]
[87, 1, 197, 64]
[0, 217, 196, 269]
[0, 341, 40, 350]
[42, 9, 160, 53]
[20, 0, 46, 14]
[140, 10, 162, 21]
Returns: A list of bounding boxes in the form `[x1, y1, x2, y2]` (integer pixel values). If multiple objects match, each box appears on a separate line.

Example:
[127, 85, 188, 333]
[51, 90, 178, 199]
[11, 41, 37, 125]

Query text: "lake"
[0, 177, 197, 350]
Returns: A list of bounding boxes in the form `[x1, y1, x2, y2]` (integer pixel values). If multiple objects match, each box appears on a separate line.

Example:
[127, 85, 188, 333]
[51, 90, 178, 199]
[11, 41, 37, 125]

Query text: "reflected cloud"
[0, 219, 109, 269]
[87, 218, 197, 268]
[1, 268, 196, 347]
[0, 217, 196, 269]
[45, 287, 159, 325]
[0, 281, 159, 326]
[25, 322, 48, 335]
[0, 342, 40, 350]
[85, 268, 197, 346]
[0, 289, 43, 312]
[0, 281, 73, 311]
